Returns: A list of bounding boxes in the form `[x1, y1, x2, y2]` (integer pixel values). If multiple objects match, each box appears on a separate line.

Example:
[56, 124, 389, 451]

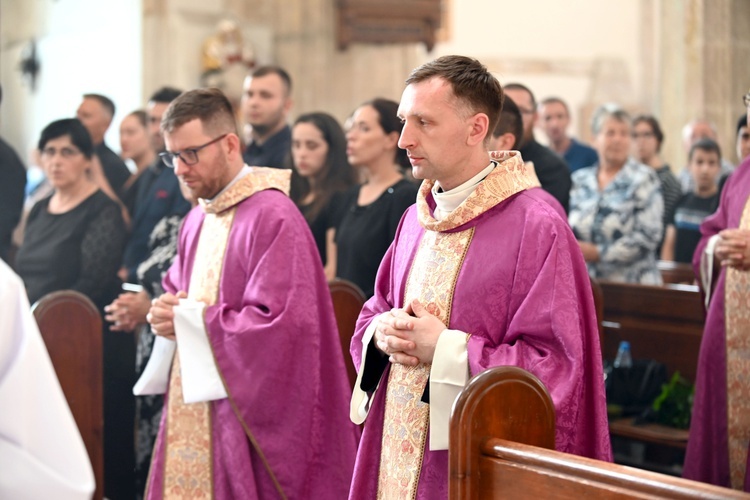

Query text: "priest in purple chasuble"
[684, 139, 750, 491]
[348, 56, 612, 500]
[145, 88, 358, 499]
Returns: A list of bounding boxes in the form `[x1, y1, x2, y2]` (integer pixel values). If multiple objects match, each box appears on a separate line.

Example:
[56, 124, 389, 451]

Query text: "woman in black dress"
[336, 98, 418, 297]
[289, 112, 356, 279]
[15, 118, 132, 499]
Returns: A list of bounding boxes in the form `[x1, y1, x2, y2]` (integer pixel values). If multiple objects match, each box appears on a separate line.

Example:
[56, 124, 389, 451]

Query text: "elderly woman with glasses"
[16, 118, 126, 308]
[568, 104, 664, 284]
[15, 118, 133, 497]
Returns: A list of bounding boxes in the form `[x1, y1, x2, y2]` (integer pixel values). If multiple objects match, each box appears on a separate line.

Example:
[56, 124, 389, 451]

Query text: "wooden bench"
[597, 280, 705, 474]
[598, 280, 704, 383]
[658, 260, 697, 285]
[329, 278, 367, 389]
[450, 365, 748, 499]
[450, 366, 556, 498]
[32, 290, 104, 500]
[453, 438, 749, 499]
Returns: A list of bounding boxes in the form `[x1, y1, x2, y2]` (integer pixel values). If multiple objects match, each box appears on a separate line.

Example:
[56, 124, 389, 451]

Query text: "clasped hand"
[716, 229, 750, 270]
[374, 299, 446, 366]
[104, 290, 151, 332]
[146, 291, 188, 341]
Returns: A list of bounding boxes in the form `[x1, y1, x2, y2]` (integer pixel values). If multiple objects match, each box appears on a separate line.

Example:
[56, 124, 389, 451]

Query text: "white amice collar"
[431, 162, 495, 221]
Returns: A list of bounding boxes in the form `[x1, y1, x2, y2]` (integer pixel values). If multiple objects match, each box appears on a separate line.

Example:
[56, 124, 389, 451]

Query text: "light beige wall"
[0, 0, 143, 161]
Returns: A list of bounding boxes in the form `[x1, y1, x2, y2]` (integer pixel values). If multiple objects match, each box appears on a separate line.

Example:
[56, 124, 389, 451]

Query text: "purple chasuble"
[146, 188, 359, 499]
[349, 173, 612, 499]
[684, 156, 750, 491]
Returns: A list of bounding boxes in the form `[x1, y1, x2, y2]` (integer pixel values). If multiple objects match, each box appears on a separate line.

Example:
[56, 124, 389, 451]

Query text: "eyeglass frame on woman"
[159, 133, 228, 168]
[41, 146, 83, 159]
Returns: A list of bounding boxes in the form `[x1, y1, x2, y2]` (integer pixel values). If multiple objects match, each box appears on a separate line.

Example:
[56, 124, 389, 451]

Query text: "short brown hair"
[405, 55, 503, 139]
[161, 87, 237, 136]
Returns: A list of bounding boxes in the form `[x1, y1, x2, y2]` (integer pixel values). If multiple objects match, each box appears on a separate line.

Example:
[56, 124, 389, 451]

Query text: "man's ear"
[467, 113, 489, 147]
[225, 133, 242, 157]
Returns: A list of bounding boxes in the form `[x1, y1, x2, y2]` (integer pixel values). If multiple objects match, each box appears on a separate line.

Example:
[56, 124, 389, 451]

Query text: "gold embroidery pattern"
[163, 197, 238, 498]
[200, 167, 291, 215]
[377, 228, 474, 499]
[417, 151, 536, 232]
[725, 196, 750, 490]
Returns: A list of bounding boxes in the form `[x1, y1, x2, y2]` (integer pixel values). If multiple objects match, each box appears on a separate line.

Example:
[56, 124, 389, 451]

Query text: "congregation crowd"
[1, 53, 750, 499]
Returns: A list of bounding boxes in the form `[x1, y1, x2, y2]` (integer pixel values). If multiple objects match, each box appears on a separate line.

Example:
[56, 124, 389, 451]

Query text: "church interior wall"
[0, 0, 143, 164]
[1, 0, 748, 174]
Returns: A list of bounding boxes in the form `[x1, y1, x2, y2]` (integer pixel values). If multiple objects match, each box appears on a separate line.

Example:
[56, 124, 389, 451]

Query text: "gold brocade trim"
[725, 196, 750, 490]
[416, 151, 535, 232]
[199, 167, 290, 214]
[162, 202, 238, 499]
[377, 228, 475, 499]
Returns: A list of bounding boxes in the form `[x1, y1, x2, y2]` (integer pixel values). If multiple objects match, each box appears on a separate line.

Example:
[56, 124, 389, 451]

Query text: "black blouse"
[298, 191, 347, 266]
[335, 179, 418, 297]
[16, 190, 126, 309]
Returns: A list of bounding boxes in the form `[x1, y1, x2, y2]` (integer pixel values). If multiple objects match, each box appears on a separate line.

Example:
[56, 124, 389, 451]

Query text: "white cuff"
[429, 329, 469, 450]
[132, 336, 176, 396]
[701, 234, 721, 308]
[173, 299, 227, 404]
[349, 314, 385, 424]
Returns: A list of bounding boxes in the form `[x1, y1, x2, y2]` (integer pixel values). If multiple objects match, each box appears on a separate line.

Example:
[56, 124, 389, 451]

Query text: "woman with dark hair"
[632, 114, 682, 253]
[336, 98, 418, 297]
[15, 118, 134, 499]
[289, 112, 355, 279]
[119, 109, 156, 214]
[16, 118, 126, 307]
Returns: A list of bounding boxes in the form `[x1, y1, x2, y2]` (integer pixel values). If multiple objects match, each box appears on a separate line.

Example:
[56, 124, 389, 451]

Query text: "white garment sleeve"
[173, 298, 228, 403]
[429, 329, 470, 450]
[0, 263, 95, 500]
[132, 336, 176, 396]
[701, 234, 721, 308]
[350, 314, 385, 424]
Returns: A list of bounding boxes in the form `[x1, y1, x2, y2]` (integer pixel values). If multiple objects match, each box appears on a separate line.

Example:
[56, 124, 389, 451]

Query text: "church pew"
[658, 260, 697, 285]
[450, 364, 748, 499]
[32, 290, 104, 500]
[450, 366, 556, 498]
[328, 278, 367, 389]
[455, 438, 749, 499]
[598, 280, 704, 383]
[597, 280, 705, 473]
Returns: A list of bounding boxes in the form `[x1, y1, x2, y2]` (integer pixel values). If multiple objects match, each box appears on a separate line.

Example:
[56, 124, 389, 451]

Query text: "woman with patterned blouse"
[569, 104, 664, 284]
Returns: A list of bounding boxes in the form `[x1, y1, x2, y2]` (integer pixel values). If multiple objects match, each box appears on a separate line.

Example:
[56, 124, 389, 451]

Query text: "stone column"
[657, 0, 750, 172]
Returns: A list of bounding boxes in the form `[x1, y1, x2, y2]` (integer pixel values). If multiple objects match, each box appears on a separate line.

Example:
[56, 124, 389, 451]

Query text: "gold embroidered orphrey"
[376, 152, 534, 499]
[159, 168, 291, 499]
[725, 195, 750, 490]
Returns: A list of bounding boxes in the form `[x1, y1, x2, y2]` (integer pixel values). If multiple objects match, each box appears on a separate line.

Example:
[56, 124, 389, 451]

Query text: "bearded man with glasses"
[143, 88, 358, 499]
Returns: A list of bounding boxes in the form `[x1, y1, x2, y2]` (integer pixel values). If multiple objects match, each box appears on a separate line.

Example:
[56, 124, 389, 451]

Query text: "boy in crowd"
[661, 138, 722, 263]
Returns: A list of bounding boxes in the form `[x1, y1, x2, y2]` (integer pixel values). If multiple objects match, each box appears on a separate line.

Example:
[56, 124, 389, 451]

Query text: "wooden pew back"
[450, 366, 556, 499]
[598, 281, 705, 383]
[471, 438, 749, 499]
[328, 278, 367, 389]
[32, 290, 104, 500]
[658, 260, 697, 285]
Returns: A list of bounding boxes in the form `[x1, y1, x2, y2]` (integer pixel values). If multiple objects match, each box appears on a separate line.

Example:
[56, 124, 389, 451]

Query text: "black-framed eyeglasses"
[41, 146, 82, 158]
[743, 92, 750, 109]
[160, 133, 228, 168]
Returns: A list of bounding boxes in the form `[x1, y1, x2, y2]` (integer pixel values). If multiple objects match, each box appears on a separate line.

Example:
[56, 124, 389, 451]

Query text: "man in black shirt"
[240, 65, 293, 168]
[77, 93, 131, 194]
[504, 83, 572, 213]
[0, 85, 26, 264]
